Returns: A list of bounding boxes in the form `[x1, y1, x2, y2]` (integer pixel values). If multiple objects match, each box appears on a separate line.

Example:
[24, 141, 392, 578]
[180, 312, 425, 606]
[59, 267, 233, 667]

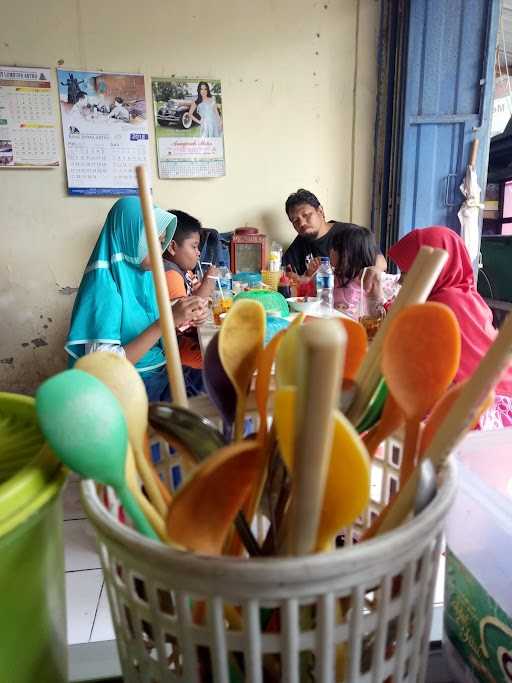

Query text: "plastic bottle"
[268, 241, 283, 272]
[218, 261, 232, 293]
[315, 257, 334, 311]
[278, 273, 291, 299]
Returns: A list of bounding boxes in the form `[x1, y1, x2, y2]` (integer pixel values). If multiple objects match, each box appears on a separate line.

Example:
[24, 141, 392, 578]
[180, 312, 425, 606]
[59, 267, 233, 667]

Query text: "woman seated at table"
[65, 197, 208, 401]
[389, 226, 512, 429]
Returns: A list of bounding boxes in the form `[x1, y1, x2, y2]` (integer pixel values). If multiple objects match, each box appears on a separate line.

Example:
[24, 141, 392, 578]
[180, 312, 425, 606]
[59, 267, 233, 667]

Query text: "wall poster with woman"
[151, 77, 225, 179]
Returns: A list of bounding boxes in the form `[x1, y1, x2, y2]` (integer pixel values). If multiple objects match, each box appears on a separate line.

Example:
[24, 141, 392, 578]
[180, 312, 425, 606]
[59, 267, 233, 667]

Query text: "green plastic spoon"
[36, 368, 158, 540]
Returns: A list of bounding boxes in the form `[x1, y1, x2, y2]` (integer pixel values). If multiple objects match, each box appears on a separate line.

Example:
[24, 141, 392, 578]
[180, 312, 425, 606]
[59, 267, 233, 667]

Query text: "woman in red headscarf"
[389, 226, 512, 429]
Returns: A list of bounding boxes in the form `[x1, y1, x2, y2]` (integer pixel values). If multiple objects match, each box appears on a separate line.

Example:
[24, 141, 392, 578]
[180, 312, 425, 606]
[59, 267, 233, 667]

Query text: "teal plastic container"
[0, 392, 68, 683]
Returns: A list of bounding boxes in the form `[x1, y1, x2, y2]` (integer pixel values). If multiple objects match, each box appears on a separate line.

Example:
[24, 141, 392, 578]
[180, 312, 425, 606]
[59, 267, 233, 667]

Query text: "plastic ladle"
[381, 302, 461, 484]
[219, 300, 266, 440]
[76, 352, 168, 517]
[166, 441, 263, 555]
[35, 369, 158, 540]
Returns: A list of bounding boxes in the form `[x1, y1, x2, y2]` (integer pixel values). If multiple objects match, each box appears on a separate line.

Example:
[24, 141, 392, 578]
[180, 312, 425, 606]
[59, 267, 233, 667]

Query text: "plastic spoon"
[381, 302, 461, 483]
[166, 441, 263, 555]
[148, 403, 261, 557]
[223, 329, 288, 557]
[362, 393, 403, 457]
[36, 369, 158, 540]
[255, 329, 287, 444]
[219, 300, 266, 440]
[338, 317, 368, 381]
[347, 246, 449, 427]
[76, 352, 168, 517]
[203, 332, 237, 440]
[125, 443, 169, 541]
[275, 314, 304, 387]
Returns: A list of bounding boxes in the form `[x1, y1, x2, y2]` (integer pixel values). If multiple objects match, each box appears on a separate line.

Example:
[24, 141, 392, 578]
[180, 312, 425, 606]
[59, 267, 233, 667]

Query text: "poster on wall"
[57, 69, 150, 195]
[151, 77, 225, 179]
[0, 66, 59, 168]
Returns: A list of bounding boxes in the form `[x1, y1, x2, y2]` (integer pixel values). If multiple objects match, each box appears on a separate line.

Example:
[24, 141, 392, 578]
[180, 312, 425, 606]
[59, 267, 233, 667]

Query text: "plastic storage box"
[444, 429, 512, 683]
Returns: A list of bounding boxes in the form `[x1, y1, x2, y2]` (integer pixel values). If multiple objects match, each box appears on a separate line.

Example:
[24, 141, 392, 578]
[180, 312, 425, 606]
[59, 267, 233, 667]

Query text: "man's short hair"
[285, 189, 321, 217]
[168, 209, 202, 245]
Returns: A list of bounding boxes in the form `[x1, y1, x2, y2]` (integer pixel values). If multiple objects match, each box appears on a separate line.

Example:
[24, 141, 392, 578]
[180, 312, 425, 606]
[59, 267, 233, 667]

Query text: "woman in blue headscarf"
[66, 197, 207, 401]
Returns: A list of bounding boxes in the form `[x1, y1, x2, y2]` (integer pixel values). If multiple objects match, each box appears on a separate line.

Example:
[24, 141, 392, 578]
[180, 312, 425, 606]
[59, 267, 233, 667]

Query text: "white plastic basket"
[80, 405, 457, 683]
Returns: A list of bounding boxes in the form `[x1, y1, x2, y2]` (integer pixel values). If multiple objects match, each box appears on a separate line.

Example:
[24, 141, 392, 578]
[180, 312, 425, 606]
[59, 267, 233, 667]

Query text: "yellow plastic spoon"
[76, 352, 168, 517]
[218, 300, 266, 440]
[224, 328, 288, 556]
[255, 329, 288, 444]
[275, 313, 304, 387]
[274, 388, 371, 552]
[125, 443, 169, 541]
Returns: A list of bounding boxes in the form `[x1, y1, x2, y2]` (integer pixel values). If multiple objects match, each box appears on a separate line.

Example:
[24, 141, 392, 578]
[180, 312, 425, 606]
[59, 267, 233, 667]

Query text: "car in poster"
[156, 97, 199, 129]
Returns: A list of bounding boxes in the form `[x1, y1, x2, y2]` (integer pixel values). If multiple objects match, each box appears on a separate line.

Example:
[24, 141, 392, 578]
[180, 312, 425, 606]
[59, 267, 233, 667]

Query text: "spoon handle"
[400, 419, 421, 484]
[118, 484, 159, 540]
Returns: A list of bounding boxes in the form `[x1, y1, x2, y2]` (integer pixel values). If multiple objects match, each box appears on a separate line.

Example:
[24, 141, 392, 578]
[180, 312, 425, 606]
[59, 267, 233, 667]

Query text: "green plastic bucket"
[0, 392, 68, 683]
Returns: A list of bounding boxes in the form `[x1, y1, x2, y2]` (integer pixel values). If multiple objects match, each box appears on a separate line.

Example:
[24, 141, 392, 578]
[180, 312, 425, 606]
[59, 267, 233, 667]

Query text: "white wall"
[0, 0, 380, 393]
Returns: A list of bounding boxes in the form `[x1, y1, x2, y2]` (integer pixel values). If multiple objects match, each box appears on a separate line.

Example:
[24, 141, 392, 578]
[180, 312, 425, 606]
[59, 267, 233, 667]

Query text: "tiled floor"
[63, 478, 115, 646]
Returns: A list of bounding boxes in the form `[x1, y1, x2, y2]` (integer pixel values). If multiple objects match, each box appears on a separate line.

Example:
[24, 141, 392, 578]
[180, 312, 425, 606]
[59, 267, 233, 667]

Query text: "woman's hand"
[362, 267, 383, 299]
[173, 296, 207, 327]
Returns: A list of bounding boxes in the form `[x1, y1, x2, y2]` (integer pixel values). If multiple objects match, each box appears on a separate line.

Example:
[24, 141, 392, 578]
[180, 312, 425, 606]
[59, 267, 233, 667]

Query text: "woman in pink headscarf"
[389, 226, 512, 429]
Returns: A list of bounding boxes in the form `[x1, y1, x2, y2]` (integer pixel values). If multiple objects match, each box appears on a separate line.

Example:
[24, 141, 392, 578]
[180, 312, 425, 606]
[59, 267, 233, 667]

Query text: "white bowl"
[286, 296, 322, 313]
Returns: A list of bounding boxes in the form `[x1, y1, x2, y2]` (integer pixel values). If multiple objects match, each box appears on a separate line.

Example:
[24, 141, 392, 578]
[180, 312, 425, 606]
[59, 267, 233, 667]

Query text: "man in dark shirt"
[282, 188, 385, 275]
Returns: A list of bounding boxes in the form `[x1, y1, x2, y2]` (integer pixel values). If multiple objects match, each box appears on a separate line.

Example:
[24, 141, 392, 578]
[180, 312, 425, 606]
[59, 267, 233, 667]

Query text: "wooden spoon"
[76, 352, 168, 517]
[219, 300, 266, 440]
[418, 381, 494, 457]
[166, 441, 263, 555]
[381, 302, 461, 483]
[280, 319, 347, 555]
